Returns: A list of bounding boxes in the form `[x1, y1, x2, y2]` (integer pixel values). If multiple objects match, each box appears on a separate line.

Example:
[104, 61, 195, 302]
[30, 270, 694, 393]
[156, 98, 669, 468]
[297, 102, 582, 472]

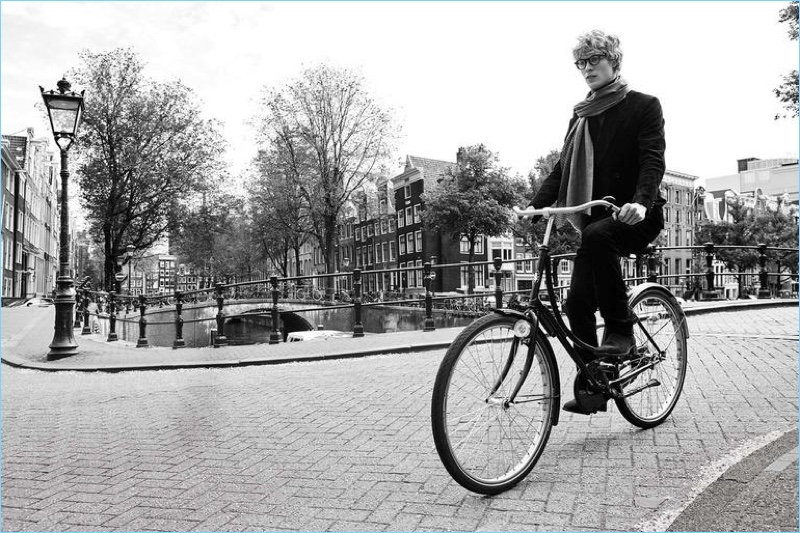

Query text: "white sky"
[2, 1, 799, 187]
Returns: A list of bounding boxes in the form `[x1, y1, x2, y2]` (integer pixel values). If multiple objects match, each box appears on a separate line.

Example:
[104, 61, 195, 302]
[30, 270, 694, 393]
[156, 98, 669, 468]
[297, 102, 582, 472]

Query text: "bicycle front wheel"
[615, 287, 688, 429]
[431, 313, 557, 495]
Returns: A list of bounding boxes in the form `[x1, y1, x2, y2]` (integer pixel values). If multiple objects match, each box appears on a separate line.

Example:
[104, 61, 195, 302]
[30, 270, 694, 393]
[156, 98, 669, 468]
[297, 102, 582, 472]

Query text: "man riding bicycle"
[530, 30, 666, 414]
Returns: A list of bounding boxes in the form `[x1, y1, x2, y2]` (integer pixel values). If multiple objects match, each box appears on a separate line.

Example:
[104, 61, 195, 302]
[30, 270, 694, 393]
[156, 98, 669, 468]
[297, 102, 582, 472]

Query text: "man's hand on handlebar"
[615, 202, 646, 225]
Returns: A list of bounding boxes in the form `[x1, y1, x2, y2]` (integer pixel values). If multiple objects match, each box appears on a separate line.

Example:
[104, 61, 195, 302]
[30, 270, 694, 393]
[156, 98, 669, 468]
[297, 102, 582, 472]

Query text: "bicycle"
[296, 286, 324, 302]
[430, 198, 689, 495]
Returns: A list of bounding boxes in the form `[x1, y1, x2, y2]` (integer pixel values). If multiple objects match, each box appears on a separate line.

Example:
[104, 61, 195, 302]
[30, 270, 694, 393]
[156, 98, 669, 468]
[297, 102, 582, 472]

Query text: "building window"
[355, 227, 361, 241]
[515, 253, 524, 273]
[405, 207, 413, 226]
[382, 243, 388, 264]
[399, 234, 407, 255]
[404, 185, 411, 198]
[389, 241, 396, 261]
[406, 232, 414, 254]
[415, 231, 422, 255]
[381, 220, 388, 234]
[379, 199, 387, 214]
[414, 260, 423, 287]
[374, 221, 380, 236]
[397, 210, 404, 229]
[367, 224, 373, 238]
[560, 260, 570, 274]
[413, 204, 421, 224]
[376, 243, 382, 263]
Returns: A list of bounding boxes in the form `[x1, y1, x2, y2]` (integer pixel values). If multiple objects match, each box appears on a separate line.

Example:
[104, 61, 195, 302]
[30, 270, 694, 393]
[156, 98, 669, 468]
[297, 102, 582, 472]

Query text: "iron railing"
[78, 243, 798, 348]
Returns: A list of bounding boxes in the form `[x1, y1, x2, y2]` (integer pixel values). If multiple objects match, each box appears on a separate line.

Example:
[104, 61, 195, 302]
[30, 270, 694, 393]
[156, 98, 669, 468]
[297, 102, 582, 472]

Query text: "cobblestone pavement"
[2, 306, 798, 531]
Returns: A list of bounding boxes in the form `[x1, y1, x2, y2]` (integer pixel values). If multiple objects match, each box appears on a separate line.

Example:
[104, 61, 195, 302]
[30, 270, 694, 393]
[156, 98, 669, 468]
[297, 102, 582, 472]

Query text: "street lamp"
[41, 77, 85, 360]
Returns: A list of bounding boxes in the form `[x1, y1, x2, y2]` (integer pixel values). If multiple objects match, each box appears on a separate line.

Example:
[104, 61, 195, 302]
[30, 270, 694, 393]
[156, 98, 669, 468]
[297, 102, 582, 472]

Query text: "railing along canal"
[78, 243, 798, 348]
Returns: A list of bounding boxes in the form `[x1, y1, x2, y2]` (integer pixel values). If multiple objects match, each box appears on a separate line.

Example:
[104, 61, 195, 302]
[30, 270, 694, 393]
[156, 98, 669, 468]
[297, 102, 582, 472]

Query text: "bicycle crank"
[620, 378, 661, 398]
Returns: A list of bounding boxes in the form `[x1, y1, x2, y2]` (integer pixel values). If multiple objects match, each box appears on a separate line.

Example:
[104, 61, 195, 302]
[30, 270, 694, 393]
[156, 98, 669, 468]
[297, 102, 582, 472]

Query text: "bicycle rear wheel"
[431, 314, 557, 494]
[615, 287, 688, 428]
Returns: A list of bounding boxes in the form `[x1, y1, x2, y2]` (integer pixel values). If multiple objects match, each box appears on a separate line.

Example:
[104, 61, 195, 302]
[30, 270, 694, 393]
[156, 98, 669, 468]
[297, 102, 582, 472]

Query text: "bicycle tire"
[614, 286, 688, 429]
[431, 313, 558, 495]
[295, 289, 306, 300]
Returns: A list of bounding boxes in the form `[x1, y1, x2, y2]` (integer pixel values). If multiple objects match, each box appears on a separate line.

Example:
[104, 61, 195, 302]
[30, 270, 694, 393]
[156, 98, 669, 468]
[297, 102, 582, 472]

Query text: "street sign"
[115, 272, 127, 282]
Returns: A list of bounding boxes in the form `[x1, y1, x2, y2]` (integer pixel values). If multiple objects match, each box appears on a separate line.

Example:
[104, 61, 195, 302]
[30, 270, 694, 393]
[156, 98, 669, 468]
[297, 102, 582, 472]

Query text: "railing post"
[646, 245, 658, 284]
[352, 268, 364, 338]
[173, 290, 185, 349]
[493, 257, 504, 308]
[81, 292, 91, 335]
[214, 282, 227, 347]
[423, 262, 435, 332]
[136, 294, 149, 347]
[703, 242, 716, 299]
[107, 291, 118, 342]
[269, 276, 281, 344]
[757, 243, 770, 299]
[74, 288, 83, 328]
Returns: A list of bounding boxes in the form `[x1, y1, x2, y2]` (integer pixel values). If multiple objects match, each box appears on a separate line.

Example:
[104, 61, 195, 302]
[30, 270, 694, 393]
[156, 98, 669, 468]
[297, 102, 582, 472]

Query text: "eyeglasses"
[574, 54, 606, 70]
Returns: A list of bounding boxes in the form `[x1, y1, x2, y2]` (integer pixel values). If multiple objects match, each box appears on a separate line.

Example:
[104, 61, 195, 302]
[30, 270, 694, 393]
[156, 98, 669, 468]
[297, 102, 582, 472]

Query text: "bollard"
[352, 268, 364, 338]
[423, 262, 435, 332]
[646, 245, 658, 284]
[173, 290, 185, 349]
[493, 257, 504, 308]
[214, 282, 227, 347]
[136, 294, 149, 347]
[107, 291, 118, 342]
[757, 243, 770, 299]
[269, 276, 281, 344]
[702, 242, 716, 299]
[81, 293, 91, 335]
[74, 288, 83, 329]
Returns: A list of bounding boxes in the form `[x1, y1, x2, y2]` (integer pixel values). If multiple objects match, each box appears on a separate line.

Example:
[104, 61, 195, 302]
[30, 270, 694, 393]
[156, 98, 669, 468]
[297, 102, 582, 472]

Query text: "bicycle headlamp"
[513, 319, 531, 338]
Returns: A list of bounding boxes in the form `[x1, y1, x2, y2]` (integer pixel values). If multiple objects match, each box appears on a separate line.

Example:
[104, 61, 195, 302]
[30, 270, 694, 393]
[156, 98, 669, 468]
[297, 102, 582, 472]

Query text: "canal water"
[97, 300, 477, 348]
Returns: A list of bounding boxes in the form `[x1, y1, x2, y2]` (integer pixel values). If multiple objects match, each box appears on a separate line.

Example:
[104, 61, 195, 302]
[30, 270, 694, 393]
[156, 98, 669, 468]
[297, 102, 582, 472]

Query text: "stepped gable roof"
[405, 155, 456, 188]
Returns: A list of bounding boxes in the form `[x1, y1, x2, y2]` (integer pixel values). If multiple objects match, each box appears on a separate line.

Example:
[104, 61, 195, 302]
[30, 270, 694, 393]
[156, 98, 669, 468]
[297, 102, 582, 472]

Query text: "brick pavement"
[2, 304, 798, 531]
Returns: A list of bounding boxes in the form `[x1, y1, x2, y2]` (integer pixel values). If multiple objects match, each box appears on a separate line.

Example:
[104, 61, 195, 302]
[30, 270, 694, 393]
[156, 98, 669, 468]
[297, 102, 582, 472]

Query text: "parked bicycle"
[431, 198, 689, 494]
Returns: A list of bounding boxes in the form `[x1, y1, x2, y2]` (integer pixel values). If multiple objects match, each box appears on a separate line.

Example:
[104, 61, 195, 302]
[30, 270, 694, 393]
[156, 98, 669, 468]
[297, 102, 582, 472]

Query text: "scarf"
[557, 76, 631, 229]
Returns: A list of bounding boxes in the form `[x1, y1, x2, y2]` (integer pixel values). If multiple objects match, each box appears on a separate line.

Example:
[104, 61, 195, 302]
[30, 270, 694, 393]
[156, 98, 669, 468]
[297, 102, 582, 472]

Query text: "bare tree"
[249, 149, 312, 277]
[253, 64, 398, 294]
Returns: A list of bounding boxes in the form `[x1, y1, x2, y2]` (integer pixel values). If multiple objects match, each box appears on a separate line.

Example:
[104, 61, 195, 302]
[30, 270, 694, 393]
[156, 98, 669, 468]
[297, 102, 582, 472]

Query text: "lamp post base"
[48, 277, 78, 359]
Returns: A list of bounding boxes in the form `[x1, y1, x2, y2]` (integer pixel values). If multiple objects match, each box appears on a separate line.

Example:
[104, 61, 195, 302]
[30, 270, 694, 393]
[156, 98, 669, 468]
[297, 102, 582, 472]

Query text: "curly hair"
[572, 30, 623, 72]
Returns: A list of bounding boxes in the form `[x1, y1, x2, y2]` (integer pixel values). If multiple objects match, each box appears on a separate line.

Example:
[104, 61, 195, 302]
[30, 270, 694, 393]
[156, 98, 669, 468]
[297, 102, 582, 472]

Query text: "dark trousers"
[566, 215, 662, 356]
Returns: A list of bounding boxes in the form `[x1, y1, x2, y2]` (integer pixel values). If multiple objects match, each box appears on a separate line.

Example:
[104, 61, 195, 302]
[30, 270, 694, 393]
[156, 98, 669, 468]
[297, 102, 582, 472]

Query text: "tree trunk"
[294, 246, 302, 277]
[323, 215, 337, 298]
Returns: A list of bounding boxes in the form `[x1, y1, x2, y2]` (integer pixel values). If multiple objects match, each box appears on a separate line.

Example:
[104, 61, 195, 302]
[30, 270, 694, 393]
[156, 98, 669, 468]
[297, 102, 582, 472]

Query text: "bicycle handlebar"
[512, 198, 620, 219]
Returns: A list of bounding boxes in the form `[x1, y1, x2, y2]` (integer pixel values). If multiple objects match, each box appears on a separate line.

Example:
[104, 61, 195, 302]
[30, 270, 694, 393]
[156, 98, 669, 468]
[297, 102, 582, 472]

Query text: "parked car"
[287, 330, 350, 342]
[24, 297, 54, 307]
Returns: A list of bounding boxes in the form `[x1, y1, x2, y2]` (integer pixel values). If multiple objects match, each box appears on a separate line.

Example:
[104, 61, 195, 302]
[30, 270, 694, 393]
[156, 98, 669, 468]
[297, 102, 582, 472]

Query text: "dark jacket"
[532, 90, 666, 225]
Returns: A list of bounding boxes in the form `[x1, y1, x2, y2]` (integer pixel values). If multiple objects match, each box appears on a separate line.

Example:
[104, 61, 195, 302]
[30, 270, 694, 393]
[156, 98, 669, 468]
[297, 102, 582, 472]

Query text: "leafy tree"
[421, 144, 525, 293]
[752, 209, 799, 292]
[513, 149, 581, 286]
[69, 48, 225, 290]
[696, 201, 759, 298]
[253, 64, 398, 294]
[775, 1, 799, 119]
[171, 191, 259, 284]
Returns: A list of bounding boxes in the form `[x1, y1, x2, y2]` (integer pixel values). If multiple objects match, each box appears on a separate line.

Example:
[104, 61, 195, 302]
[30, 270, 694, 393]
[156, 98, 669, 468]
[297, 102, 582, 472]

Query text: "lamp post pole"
[41, 78, 84, 360]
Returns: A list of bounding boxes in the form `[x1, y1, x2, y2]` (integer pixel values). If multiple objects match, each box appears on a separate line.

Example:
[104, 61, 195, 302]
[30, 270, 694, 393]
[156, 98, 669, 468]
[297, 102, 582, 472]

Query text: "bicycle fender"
[627, 283, 690, 339]
[492, 309, 562, 427]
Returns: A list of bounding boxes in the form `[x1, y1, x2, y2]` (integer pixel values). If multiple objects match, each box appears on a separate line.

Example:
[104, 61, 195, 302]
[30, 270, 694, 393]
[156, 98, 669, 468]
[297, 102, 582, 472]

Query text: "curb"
[1, 339, 456, 373]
